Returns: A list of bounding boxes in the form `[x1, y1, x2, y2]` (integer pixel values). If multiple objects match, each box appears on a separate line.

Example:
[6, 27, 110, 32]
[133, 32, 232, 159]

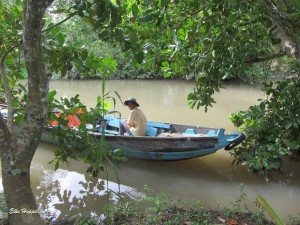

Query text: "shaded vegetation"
[102, 207, 275, 225]
[230, 76, 300, 175]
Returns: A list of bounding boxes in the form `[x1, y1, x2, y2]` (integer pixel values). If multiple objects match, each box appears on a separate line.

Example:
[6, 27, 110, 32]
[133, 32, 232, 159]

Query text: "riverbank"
[99, 187, 290, 225]
[2, 189, 298, 225]
[46, 209, 276, 225]
[101, 206, 276, 225]
[0, 206, 278, 225]
[0, 191, 282, 225]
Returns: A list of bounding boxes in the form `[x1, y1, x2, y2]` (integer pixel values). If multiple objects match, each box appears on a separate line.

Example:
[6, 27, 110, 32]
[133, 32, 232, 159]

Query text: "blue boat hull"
[40, 117, 245, 161]
[122, 133, 244, 160]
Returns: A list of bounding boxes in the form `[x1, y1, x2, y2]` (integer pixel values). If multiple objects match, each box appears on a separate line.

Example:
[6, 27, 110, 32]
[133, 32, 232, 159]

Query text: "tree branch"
[244, 52, 286, 64]
[0, 41, 22, 66]
[265, 0, 300, 61]
[0, 41, 22, 133]
[177, 6, 207, 28]
[42, 14, 75, 33]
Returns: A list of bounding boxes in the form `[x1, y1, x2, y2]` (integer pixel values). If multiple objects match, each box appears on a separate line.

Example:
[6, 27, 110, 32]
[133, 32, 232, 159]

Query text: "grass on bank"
[100, 184, 300, 225]
[101, 184, 278, 225]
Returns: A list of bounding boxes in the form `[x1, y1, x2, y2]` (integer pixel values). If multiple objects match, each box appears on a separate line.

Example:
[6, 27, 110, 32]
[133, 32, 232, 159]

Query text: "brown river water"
[2, 79, 300, 222]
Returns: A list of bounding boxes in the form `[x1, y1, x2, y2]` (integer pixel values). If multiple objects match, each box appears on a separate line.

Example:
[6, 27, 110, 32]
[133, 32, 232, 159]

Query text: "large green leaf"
[57, 32, 65, 45]
[132, 3, 139, 18]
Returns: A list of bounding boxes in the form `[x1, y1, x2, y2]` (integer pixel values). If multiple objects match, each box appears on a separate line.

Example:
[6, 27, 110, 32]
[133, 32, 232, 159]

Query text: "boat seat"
[146, 126, 158, 136]
[102, 116, 161, 136]
[103, 115, 113, 121]
[95, 126, 119, 135]
[184, 128, 196, 135]
[146, 121, 170, 130]
[100, 129, 118, 135]
[105, 130, 119, 135]
[108, 118, 121, 128]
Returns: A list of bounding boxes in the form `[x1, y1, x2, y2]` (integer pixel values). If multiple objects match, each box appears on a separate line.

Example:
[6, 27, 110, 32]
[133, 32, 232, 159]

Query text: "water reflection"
[31, 142, 300, 222]
[31, 144, 143, 221]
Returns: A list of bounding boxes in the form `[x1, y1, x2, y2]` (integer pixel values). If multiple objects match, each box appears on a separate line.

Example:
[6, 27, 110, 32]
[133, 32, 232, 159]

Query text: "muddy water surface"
[28, 80, 300, 222]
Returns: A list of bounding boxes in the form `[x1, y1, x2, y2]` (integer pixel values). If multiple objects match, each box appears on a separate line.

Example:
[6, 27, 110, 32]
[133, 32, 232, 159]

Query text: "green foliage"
[46, 54, 124, 177]
[109, 0, 286, 109]
[92, 0, 300, 113]
[47, 87, 126, 177]
[102, 185, 277, 225]
[74, 216, 98, 225]
[230, 183, 248, 212]
[43, 3, 153, 80]
[230, 76, 300, 175]
[44, 23, 118, 78]
[0, 0, 23, 49]
[239, 63, 273, 84]
[0, 0, 27, 102]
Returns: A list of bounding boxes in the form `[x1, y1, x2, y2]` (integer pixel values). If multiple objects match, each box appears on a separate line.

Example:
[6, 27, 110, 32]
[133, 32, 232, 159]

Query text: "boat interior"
[97, 115, 220, 138]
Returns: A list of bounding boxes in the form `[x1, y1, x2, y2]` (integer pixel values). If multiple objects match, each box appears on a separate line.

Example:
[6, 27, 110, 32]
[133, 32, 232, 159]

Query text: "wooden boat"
[41, 115, 245, 160]
[1, 105, 245, 160]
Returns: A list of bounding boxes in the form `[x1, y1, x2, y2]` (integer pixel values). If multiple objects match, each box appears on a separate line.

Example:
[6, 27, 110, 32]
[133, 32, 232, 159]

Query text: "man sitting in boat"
[120, 98, 147, 136]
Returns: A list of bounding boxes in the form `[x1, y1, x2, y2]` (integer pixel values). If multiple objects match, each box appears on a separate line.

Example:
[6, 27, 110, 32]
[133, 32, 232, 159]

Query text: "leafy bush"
[230, 76, 300, 175]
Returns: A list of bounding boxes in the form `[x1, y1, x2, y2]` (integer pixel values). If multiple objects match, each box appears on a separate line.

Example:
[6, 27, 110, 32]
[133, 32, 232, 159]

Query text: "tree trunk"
[266, 0, 300, 62]
[0, 0, 54, 224]
[1, 150, 43, 225]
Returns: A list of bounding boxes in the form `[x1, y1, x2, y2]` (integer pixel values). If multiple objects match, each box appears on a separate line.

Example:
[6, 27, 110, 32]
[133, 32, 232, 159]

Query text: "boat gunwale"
[93, 132, 219, 141]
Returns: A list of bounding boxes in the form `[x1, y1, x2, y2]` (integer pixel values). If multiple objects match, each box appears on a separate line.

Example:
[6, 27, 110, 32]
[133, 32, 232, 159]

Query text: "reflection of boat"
[42, 115, 245, 160]
[1, 105, 244, 160]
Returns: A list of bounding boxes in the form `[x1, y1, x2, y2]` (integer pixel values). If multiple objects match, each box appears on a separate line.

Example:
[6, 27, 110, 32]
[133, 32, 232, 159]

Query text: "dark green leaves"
[291, 0, 300, 10]
[230, 77, 300, 175]
[57, 32, 65, 45]
[47, 91, 125, 176]
[132, 4, 139, 18]
[135, 50, 144, 64]
[139, 13, 157, 22]
[284, 140, 300, 150]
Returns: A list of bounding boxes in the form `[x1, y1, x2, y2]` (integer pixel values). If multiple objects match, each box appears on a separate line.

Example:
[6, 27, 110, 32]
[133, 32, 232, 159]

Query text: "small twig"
[42, 14, 75, 33]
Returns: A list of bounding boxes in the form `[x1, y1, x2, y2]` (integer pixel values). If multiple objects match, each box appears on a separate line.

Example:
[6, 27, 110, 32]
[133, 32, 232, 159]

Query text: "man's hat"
[124, 97, 140, 107]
